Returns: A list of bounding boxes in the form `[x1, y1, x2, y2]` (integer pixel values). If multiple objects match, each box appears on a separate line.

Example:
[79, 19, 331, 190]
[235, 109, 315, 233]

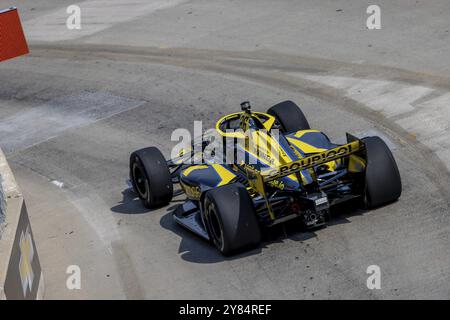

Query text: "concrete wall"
[0, 173, 5, 237]
[0, 148, 44, 300]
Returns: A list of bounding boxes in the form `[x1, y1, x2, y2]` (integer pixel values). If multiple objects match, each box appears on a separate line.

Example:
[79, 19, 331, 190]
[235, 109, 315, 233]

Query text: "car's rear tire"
[267, 100, 310, 133]
[130, 147, 173, 208]
[204, 183, 261, 255]
[363, 136, 402, 208]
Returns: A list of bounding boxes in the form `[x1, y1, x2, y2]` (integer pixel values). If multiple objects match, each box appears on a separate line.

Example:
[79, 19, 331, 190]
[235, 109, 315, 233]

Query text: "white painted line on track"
[288, 72, 450, 171]
[0, 91, 146, 154]
[291, 73, 433, 117]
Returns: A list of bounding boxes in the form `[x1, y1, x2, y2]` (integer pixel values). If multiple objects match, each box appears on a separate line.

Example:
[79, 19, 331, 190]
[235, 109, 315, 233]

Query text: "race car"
[129, 100, 402, 255]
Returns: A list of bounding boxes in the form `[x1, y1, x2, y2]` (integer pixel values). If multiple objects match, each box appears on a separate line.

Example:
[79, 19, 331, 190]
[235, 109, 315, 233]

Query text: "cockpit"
[215, 101, 276, 138]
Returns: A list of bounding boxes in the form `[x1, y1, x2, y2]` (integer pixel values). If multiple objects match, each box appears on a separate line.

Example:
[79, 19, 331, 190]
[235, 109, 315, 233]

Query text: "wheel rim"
[132, 161, 148, 199]
[206, 203, 224, 250]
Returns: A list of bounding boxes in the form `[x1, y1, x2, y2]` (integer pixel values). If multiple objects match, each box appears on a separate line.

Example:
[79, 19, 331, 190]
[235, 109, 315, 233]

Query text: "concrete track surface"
[0, 0, 449, 299]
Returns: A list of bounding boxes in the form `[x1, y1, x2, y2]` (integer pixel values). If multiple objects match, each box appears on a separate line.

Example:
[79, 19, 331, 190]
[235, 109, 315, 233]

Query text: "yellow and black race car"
[129, 101, 402, 255]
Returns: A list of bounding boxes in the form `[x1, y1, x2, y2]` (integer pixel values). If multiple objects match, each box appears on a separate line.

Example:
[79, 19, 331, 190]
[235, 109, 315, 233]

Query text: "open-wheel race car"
[129, 101, 402, 255]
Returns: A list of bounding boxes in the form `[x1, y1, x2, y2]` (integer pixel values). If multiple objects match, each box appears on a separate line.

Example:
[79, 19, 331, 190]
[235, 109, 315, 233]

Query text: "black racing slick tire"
[267, 100, 310, 133]
[204, 183, 261, 255]
[363, 136, 402, 208]
[130, 147, 173, 209]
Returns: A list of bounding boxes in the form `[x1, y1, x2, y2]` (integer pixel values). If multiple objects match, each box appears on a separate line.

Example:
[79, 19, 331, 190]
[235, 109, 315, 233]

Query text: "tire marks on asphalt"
[23, 0, 187, 42]
[290, 73, 450, 172]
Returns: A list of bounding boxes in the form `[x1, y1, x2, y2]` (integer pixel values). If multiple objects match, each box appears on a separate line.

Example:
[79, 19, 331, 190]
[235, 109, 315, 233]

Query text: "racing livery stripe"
[212, 164, 237, 187]
[182, 165, 209, 176]
[287, 137, 327, 154]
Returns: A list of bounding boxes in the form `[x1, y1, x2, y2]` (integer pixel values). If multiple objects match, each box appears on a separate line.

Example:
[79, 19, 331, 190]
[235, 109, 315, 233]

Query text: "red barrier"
[0, 7, 29, 62]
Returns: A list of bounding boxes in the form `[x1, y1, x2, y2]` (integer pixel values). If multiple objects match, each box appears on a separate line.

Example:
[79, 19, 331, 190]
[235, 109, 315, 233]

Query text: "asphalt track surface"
[0, 0, 449, 299]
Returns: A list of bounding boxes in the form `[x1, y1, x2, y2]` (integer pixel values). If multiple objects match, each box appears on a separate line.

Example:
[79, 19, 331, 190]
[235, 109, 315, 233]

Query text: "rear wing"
[262, 135, 363, 182]
[244, 133, 364, 219]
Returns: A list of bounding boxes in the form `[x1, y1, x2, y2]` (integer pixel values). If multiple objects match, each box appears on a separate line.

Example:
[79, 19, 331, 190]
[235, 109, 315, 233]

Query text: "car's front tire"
[130, 147, 173, 208]
[363, 136, 402, 208]
[204, 183, 261, 255]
